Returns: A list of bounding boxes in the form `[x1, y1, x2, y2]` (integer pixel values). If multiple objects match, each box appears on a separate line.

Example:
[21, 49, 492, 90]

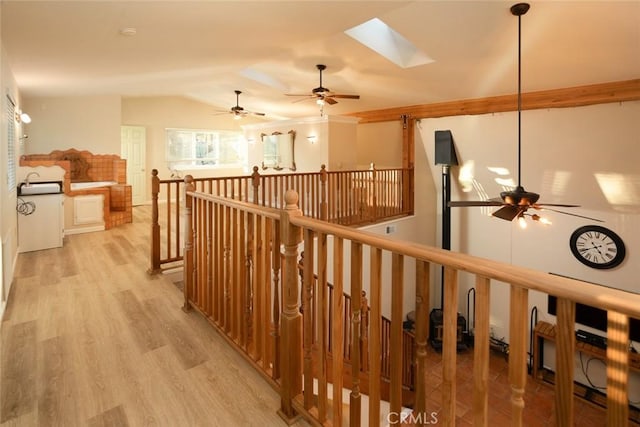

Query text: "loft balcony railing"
[297, 253, 416, 401]
[148, 165, 413, 273]
[182, 181, 640, 426]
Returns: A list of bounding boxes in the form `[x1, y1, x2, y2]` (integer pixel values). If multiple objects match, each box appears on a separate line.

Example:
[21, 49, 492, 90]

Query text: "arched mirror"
[261, 130, 296, 171]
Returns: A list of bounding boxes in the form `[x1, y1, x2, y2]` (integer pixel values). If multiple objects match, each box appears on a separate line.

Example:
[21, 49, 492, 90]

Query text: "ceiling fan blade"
[331, 94, 360, 99]
[285, 93, 312, 97]
[325, 97, 338, 105]
[289, 96, 315, 104]
[492, 205, 523, 221]
[449, 200, 504, 207]
[250, 112, 266, 116]
[534, 203, 581, 208]
[537, 207, 604, 222]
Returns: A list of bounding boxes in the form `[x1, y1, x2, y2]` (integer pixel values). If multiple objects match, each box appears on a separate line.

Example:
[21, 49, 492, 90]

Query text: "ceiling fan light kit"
[448, 3, 602, 226]
[286, 64, 360, 116]
[215, 90, 266, 119]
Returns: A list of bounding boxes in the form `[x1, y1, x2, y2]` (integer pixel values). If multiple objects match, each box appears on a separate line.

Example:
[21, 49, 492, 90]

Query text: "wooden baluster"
[224, 205, 231, 333]
[182, 175, 195, 312]
[271, 220, 281, 378]
[174, 180, 181, 261]
[508, 285, 528, 426]
[473, 276, 490, 426]
[278, 190, 303, 423]
[389, 253, 404, 420]
[148, 169, 161, 274]
[555, 297, 575, 426]
[238, 210, 246, 347]
[371, 165, 378, 222]
[414, 260, 430, 425]
[215, 203, 224, 324]
[206, 200, 213, 316]
[332, 238, 345, 426]
[350, 242, 363, 427]
[317, 231, 329, 423]
[368, 248, 382, 427]
[245, 212, 254, 355]
[197, 198, 204, 308]
[249, 216, 260, 358]
[442, 266, 458, 426]
[166, 182, 172, 262]
[231, 207, 239, 340]
[302, 230, 315, 410]
[607, 311, 630, 425]
[262, 218, 270, 364]
[360, 290, 369, 373]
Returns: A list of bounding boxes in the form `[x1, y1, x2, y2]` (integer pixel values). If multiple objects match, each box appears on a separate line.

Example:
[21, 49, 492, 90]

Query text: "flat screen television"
[547, 294, 640, 343]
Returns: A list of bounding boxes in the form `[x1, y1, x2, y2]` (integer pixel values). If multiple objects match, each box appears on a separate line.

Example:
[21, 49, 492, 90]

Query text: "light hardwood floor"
[1, 206, 308, 426]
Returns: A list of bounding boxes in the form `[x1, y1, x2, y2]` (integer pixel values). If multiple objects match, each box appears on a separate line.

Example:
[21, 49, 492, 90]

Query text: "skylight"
[344, 18, 434, 69]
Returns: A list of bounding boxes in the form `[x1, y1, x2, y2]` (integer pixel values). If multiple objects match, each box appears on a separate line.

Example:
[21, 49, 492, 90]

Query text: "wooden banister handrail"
[183, 186, 639, 425]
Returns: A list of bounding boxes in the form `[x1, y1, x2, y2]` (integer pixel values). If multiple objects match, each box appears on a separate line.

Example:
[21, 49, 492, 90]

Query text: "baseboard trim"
[64, 225, 105, 235]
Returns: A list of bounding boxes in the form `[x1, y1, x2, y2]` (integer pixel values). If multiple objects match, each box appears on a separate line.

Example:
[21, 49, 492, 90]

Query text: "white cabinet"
[18, 194, 64, 253]
[73, 194, 104, 225]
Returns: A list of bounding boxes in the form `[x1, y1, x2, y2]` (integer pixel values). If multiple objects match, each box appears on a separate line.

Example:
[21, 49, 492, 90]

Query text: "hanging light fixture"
[510, 2, 550, 226]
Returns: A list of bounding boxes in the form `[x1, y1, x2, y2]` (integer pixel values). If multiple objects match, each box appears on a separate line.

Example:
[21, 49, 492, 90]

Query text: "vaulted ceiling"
[2, 1, 638, 119]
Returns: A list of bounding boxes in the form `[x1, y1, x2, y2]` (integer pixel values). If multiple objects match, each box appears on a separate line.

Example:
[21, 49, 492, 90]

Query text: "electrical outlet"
[385, 225, 396, 234]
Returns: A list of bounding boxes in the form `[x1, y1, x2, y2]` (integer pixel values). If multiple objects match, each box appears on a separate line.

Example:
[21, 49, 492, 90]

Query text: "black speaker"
[435, 130, 459, 166]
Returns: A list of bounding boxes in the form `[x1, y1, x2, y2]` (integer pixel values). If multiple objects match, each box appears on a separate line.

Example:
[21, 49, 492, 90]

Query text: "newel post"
[278, 190, 303, 422]
[148, 169, 161, 274]
[251, 166, 261, 205]
[182, 175, 196, 312]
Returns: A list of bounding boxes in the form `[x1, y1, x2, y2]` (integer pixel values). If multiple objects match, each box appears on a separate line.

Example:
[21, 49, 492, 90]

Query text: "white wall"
[244, 115, 360, 174]
[417, 101, 640, 338]
[0, 27, 24, 315]
[122, 96, 267, 185]
[356, 121, 404, 169]
[23, 95, 122, 155]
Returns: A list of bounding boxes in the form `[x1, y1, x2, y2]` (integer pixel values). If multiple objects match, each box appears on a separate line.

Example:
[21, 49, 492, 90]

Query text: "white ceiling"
[2, 1, 639, 119]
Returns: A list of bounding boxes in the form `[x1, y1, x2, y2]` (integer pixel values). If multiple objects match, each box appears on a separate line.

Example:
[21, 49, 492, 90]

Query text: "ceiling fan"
[214, 90, 265, 119]
[449, 3, 602, 225]
[286, 64, 360, 107]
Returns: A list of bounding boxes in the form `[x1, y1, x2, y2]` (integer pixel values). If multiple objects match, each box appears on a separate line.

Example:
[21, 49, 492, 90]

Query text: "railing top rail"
[187, 190, 281, 220]
[290, 209, 640, 320]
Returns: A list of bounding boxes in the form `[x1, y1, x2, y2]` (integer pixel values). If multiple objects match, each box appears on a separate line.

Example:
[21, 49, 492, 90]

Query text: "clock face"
[569, 225, 626, 269]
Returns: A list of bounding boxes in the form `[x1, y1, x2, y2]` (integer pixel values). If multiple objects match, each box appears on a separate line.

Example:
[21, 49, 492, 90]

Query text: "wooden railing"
[298, 254, 416, 394]
[149, 165, 412, 273]
[183, 185, 640, 426]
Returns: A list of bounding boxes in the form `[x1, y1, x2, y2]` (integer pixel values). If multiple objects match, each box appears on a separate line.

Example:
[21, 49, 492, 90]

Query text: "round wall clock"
[569, 225, 626, 269]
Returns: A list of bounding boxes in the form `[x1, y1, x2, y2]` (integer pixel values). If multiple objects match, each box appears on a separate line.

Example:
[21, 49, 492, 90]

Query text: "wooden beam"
[349, 79, 640, 123]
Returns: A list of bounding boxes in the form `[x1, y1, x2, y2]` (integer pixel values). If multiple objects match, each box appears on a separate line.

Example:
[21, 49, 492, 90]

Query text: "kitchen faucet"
[25, 171, 40, 187]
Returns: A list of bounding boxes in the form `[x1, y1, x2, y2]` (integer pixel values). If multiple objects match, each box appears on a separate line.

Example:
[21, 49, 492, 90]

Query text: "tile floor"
[418, 344, 624, 426]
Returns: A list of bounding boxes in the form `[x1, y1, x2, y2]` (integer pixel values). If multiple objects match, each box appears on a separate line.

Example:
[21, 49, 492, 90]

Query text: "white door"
[121, 126, 146, 206]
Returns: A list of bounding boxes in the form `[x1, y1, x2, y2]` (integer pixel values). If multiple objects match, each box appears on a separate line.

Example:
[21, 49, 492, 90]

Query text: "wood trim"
[349, 79, 640, 123]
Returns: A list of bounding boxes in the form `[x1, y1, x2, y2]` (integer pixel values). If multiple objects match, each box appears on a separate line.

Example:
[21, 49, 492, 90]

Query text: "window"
[6, 96, 16, 192]
[166, 128, 247, 169]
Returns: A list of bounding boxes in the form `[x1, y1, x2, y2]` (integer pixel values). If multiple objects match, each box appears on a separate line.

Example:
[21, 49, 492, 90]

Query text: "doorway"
[121, 126, 146, 206]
